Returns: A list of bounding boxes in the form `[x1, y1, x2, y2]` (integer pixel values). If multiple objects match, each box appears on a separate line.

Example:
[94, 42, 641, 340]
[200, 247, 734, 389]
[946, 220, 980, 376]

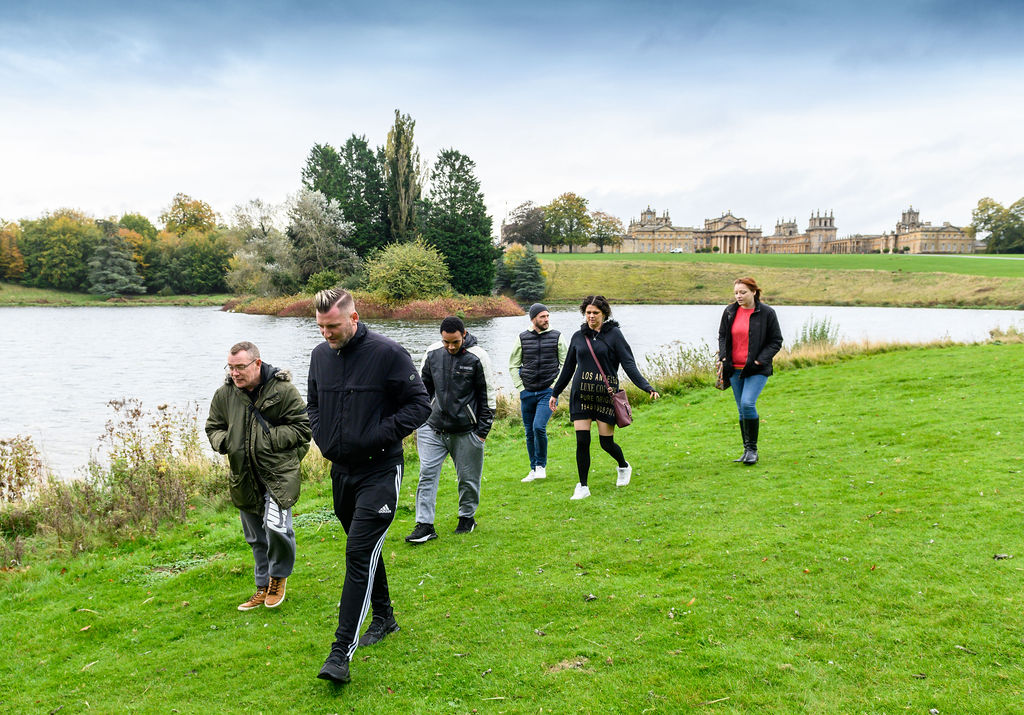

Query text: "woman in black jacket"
[718, 277, 783, 465]
[549, 295, 660, 500]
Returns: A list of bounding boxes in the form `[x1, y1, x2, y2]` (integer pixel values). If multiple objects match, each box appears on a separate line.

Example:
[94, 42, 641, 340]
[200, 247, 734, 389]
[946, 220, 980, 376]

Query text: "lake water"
[2, 303, 1021, 478]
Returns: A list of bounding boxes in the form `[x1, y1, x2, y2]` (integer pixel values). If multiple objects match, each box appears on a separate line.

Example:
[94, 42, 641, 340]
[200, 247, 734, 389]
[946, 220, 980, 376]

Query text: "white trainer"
[533, 465, 546, 480]
[570, 483, 591, 500]
[521, 469, 536, 482]
[616, 463, 632, 486]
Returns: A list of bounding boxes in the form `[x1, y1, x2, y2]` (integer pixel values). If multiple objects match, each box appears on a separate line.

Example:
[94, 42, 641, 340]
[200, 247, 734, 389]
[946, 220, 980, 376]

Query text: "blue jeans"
[520, 388, 553, 468]
[729, 372, 768, 420]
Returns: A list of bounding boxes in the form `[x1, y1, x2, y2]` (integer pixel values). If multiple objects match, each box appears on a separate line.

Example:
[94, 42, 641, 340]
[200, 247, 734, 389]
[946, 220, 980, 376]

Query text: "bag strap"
[584, 336, 615, 396]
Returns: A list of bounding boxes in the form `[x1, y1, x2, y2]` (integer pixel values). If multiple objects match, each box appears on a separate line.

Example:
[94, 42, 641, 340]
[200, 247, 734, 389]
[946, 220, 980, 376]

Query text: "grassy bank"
[226, 292, 524, 319]
[541, 252, 1024, 278]
[540, 256, 1024, 308]
[3, 341, 1024, 712]
[0, 282, 230, 307]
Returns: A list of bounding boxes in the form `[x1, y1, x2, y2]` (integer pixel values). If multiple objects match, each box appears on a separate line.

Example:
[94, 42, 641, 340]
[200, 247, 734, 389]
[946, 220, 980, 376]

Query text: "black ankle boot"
[741, 418, 759, 464]
[733, 419, 747, 462]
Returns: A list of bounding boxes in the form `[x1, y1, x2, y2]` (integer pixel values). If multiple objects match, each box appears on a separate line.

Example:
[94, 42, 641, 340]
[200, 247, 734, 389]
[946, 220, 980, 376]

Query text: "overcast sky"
[2, 0, 1021, 237]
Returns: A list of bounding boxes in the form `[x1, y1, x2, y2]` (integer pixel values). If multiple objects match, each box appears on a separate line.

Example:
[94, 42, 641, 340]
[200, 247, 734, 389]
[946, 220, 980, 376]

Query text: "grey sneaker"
[454, 516, 476, 534]
[405, 522, 438, 543]
[358, 614, 400, 646]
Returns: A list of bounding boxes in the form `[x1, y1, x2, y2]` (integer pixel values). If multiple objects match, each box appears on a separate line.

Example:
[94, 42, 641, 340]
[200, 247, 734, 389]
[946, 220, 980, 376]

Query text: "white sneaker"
[533, 465, 546, 480]
[521, 469, 536, 483]
[616, 463, 632, 487]
[570, 484, 591, 500]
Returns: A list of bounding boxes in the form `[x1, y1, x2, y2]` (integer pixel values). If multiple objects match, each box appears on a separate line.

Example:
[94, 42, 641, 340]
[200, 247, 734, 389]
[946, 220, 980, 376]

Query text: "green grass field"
[3, 343, 1024, 713]
[0, 282, 230, 307]
[540, 256, 1024, 308]
[540, 252, 1024, 278]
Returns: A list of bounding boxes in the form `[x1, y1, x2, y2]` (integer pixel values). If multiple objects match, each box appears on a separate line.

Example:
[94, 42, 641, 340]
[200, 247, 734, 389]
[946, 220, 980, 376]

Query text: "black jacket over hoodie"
[717, 299, 784, 379]
[420, 332, 495, 439]
[307, 322, 431, 475]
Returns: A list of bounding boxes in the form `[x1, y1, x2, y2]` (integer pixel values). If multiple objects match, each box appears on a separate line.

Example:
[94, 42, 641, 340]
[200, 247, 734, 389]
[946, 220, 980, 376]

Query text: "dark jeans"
[520, 388, 553, 469]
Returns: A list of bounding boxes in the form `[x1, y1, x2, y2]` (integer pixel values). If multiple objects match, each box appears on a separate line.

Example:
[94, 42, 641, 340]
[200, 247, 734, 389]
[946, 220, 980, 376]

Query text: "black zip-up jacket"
[718, 300, 784, 379]
[307, 322, 431, 474]
[420, 332, 496, 439]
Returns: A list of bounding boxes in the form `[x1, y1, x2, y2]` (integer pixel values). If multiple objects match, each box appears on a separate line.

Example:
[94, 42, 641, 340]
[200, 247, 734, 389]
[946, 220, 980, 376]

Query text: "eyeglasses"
[225, 358, 258, 373]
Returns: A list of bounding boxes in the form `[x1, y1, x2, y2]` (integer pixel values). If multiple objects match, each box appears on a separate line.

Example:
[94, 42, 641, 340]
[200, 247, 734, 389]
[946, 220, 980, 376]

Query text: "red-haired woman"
[718, 277, 783, 465]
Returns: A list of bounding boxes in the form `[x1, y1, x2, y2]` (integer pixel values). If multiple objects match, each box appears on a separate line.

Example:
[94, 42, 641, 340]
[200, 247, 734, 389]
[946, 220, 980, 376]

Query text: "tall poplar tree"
[385, 110, 425, 242]
[419, 148, 495, 295]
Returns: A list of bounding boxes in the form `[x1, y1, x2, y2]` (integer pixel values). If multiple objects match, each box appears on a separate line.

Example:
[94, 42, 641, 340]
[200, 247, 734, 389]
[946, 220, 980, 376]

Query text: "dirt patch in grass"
[545, 656, 591, 674]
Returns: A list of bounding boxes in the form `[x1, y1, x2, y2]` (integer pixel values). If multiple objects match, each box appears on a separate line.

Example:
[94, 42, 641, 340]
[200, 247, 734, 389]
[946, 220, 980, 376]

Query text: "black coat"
[307, 322, 431, 474]
[552, 320, 654, 400]
[718, 300, 783, 379]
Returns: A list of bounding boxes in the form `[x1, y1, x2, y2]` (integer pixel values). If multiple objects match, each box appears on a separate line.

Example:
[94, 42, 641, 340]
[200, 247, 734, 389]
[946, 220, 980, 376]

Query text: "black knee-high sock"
[575, 430, 591, 486]
[599, 435, 627, 468]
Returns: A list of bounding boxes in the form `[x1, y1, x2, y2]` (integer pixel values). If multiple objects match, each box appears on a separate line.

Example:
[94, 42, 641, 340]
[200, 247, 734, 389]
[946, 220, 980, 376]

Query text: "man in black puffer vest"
[509, 303, 567, 483]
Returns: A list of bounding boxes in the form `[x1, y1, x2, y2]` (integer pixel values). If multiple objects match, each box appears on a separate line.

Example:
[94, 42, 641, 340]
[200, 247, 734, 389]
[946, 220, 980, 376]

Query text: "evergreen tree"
[510, 249, 546, 303]
[419, 148, 495, 295]
[496, 243, 546, 303]
[385, 110, 425, 242]
[87, 233, 146, 297]
[337, 135, 390, 257]
[301, 143, 344, 202]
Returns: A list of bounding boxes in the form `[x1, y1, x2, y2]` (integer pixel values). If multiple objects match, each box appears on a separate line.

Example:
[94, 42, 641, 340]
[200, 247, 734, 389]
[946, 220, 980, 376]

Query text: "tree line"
[0, 110, 500, 300]
[971, 197, 1024, 253]
[500, 193, 625, 254]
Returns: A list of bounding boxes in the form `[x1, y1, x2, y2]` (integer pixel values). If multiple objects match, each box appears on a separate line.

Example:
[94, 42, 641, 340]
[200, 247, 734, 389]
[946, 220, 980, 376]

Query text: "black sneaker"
[358, 614, 400, 646]
[454, 516, 476, 534]
[317, 651, 350, 684]
[405, 522, 438, 543]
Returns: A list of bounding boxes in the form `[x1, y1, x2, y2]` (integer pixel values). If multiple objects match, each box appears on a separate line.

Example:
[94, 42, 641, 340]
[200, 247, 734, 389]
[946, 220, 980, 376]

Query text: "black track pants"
[330, 462, 402, 660]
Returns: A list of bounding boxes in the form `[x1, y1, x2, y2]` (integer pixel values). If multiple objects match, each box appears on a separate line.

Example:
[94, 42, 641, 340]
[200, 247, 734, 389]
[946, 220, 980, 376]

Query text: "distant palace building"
[621, 207, 762, 254]
[514, 205, 971, 255]
[827, 207, 973, 254]
[761, 211, 837, 254]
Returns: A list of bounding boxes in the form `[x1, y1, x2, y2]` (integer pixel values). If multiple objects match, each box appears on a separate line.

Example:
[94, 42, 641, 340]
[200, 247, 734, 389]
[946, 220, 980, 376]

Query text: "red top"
[731, 306, 754, 368]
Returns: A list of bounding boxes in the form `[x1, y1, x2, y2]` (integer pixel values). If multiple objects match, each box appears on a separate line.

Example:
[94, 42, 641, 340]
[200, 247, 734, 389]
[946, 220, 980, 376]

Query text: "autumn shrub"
[989, 324, 1024, 344]
[0, 435, 46, 504]
[362, 239, 453, 303]
[1, 400, 224, 556]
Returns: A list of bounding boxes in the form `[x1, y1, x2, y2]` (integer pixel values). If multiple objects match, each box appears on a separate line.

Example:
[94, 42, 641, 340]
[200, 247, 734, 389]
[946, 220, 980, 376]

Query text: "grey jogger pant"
[415, 425, 484, 524]
[239, 490, 295, 588]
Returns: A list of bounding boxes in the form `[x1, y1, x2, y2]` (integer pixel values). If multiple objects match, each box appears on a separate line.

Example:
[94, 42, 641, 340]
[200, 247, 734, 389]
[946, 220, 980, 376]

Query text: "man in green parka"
[206, 341, 311, 611]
